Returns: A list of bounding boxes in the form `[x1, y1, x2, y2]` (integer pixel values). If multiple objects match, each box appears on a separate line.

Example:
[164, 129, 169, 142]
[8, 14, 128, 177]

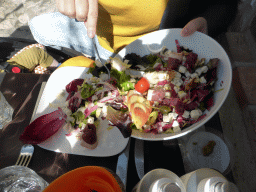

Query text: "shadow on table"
[9, 26, 35, 41]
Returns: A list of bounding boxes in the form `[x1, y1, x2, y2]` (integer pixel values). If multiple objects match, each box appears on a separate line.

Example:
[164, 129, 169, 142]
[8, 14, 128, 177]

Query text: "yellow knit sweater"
[97, 0, 169, 53]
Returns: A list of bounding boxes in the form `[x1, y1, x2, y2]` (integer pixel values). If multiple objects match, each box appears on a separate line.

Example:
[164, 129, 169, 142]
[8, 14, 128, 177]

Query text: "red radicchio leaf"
[19, 108, 67, 144]
[84, 104, 98, 119]
[183, 52, 198, 73]
[206, 96, 214, 110]
[106, 106, 132, 138]
[155, 63, 163, 71]
[197, 89, 210, 103]
[167, 58, 182, 71]
[65, 79, 84, 93]
[185, 101, 199, 111]
[204, 67, 217, 84]
[175, 39, 182, 53]
[162, 122, 174, 132]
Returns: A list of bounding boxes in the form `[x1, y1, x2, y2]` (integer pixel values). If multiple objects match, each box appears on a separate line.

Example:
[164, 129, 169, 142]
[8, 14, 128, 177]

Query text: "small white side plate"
[186, 131, 230, 173]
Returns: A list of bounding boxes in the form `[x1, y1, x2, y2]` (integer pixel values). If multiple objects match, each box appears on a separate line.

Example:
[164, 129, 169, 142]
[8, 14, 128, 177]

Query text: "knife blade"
[134, 139, 144, 179]
[116, 138, 131, 188]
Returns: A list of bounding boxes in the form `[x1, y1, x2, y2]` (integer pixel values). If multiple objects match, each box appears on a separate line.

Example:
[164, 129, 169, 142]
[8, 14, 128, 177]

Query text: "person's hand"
[56, 0, 98, 38]
[180, 17, 207, 37]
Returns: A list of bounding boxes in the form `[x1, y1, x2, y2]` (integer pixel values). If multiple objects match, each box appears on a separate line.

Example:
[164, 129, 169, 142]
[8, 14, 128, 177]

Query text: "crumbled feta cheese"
[147, 89, 154, 101]
[201, 66, 208, 73]
[163, 114, 172, 123]
[185, 71, 191, 77]
[172, 120, 179, 128]
[200, 76, 207, 84]
[172, 78, 183, 87]
[96, 108, 102, 118]
[178, 66, 187, 73]
[87, 116, 94, 124]
[175, 72, 182, 79]
[178, 91, 187, 99]
[191, 73, 199, 79]
[164, 84, 171, 90]
[102, 106, 108, 117]
[173, 86, 180, 93]
[169, 112, 178, 120]
[158, 71, 169, 81]
[173, 125, 181, 133]
[190, 109, 203, 120]
[195, 68, 203, 76]
[182, 110, 190, 119]
[143, 71, 169, 84]
[165, 91, 171, 98]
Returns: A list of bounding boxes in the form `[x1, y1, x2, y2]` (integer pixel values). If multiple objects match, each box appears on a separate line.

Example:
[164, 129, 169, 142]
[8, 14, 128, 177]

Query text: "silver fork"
[15, 144, 34, 167]
[92, 37, 111, 79]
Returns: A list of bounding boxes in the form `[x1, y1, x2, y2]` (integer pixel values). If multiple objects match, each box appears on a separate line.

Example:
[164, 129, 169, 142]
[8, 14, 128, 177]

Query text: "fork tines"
[15, 153, 32, 167]
[15, 144, 34, 167]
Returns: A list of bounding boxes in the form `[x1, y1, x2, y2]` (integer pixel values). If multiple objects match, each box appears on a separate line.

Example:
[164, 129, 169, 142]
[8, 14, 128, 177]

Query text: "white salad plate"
[31, 67, 129, 157]
[114, 28, 232, 141]
[186, 131, 230, 173]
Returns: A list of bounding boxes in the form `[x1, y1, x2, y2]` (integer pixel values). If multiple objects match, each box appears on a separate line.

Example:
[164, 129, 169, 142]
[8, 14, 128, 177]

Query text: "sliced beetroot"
[19, 108, 67, 144]
[185, 101, 199, 111]
[65, 79, 84, 93]
[68, 91, 82, 113]
[183, 52, 198, 73]
[197, 89, 210, 102]
[167, 58, 182, 70]
[174, 100, 185, 115]
[82, 124, 97, 145]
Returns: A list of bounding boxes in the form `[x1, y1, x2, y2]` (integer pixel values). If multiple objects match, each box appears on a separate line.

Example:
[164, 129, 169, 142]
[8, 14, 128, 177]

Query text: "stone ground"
[1, 0, 256, 191]
[0, 0, 57, 39]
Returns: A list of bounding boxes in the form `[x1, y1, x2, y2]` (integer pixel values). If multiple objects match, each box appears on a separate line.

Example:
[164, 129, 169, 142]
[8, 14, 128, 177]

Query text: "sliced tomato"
[135, 77, 150, 93]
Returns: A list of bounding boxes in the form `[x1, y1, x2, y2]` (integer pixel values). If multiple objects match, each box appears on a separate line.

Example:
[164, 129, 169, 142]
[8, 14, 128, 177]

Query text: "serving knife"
[134, 139, 144, 179]
[116, 138, 131, 189]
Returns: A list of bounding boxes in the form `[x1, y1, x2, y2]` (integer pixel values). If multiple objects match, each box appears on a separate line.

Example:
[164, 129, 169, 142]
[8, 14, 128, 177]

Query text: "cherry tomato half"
[135, 77, 150, 93]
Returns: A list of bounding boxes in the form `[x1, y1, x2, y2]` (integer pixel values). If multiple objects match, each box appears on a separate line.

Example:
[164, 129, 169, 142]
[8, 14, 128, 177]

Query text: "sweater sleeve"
[7, 47, 54, 70]
[188, 0, 239, 37]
